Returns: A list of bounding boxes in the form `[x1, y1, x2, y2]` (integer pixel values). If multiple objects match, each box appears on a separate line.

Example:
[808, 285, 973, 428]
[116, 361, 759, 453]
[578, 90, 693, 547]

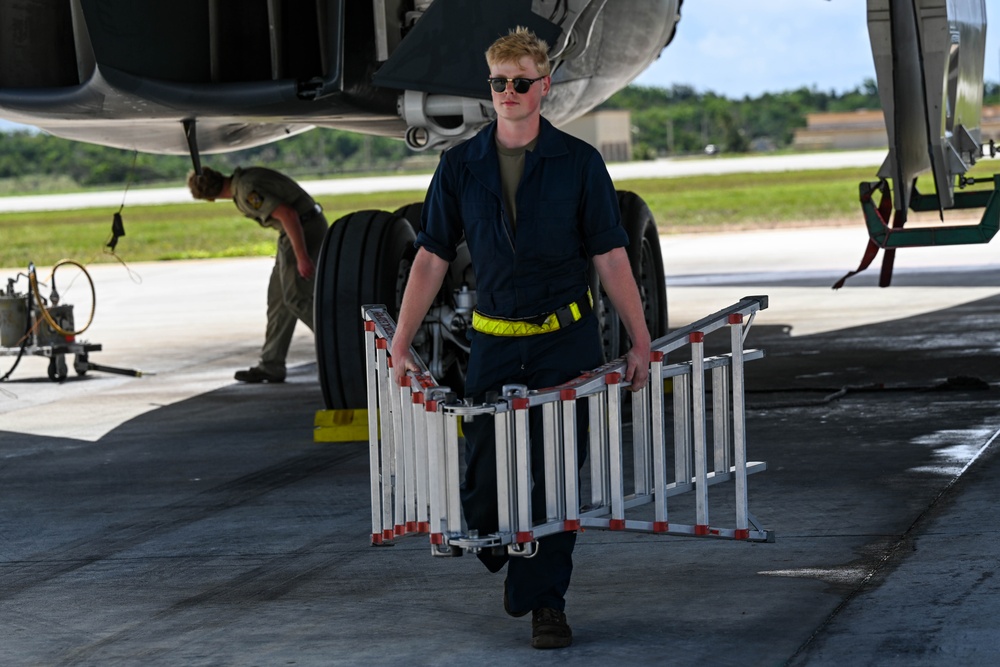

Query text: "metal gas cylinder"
[0, 293, 28, 347]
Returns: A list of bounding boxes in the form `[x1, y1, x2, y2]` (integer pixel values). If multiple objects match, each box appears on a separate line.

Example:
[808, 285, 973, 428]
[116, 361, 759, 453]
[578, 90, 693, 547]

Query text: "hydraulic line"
[28, 260, 95, 337]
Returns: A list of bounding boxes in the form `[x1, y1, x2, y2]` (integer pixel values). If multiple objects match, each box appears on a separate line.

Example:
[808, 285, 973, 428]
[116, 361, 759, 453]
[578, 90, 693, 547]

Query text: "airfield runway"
[3, 166, 1000, 664]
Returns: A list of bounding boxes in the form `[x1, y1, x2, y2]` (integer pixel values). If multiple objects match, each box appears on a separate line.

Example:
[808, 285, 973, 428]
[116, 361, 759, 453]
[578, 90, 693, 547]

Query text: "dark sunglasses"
[487, 76, 545, 94]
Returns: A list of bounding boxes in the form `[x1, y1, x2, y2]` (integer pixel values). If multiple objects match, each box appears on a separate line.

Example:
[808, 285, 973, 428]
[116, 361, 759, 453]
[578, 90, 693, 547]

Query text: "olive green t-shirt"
[496, 136, 538, 231]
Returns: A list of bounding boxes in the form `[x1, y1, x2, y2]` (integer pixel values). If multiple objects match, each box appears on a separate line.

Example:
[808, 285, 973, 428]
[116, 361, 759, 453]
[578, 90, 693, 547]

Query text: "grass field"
[1, 163, 996, 269]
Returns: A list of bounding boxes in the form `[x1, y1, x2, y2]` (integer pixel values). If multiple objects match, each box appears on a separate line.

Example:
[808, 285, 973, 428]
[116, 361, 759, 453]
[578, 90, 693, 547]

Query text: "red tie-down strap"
[833, 180, 897, 289]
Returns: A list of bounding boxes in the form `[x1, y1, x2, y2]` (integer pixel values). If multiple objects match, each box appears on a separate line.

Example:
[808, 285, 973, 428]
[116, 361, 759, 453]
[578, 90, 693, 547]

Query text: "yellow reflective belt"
[472, 290, 591, 337]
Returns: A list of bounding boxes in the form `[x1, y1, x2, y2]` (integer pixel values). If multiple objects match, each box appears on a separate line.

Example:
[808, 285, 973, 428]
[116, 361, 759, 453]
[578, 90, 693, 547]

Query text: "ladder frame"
[363, 295, 774, 557]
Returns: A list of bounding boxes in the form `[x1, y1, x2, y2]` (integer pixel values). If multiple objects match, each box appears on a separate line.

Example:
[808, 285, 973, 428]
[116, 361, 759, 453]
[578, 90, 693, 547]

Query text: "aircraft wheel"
[589, 265, 621, 362]
[315, 210, 416, 410]
[618, 190, 668, 341]
[393, 202, 423, 234]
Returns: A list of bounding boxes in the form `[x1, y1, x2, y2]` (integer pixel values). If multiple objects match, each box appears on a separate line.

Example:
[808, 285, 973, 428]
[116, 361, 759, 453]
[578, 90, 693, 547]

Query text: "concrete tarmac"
[2, 223, 1000, 666]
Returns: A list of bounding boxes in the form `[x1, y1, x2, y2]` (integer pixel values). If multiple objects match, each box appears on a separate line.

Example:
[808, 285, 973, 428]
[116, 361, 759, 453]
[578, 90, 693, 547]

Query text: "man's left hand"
[297, 256, 316, 279]
[624, 343, 650, 391]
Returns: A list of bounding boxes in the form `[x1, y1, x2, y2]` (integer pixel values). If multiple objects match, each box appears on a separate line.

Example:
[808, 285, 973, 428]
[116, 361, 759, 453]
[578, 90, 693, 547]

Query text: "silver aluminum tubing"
[659, 349, 765, 379]
[731, 316, 750, 533]
[424, 392, 445, 540]
[444, 409, 463, 535]
[577, 461, 767, 514]
[607, 374, 626, 528]
[649, 295, 768, 355]
[589, 392, 609, 507]
[632, 382, 652, 496]
[542, 401, 564, 523]
[561, 390, 580, 527]
[399, 376, 417, 531]
[388, 353, 406, 536]
[362, 299, 771, 548]
[411, 390, 429, 530]
[375, 337, 394, 540]
[363, 319, 382, 542]
[494, 404, 514, 535]
[650, 353, 668, 527]
[512, 394, 533, 541]
[362, 304, 433, 378]
[690, 333, 710, 532]
[712, 365, 732, 475]
[673, 374, 692, 485]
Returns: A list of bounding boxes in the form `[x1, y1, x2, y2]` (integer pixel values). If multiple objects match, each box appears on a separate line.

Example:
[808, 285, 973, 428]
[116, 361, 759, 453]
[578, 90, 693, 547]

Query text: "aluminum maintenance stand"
[362, 296, 773, 559]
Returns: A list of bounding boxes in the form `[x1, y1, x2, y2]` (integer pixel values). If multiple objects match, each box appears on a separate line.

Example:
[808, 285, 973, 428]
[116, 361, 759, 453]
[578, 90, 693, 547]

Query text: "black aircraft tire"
[589, 264, 621, 363]
[618, 190, 668, 342]
[393, 202, 423, 235]
[315, 210, 416, 410]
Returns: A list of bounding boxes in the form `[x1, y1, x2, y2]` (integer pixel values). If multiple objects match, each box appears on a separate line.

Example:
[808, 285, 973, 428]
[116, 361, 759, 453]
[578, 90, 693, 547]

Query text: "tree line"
[1, 80, 998, 190]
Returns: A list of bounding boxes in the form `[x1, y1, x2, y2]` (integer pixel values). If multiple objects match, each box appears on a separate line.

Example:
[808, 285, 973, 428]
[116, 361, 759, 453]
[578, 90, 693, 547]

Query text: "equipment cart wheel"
[48, 354, 68, 381]
[74, 352, 89, 376]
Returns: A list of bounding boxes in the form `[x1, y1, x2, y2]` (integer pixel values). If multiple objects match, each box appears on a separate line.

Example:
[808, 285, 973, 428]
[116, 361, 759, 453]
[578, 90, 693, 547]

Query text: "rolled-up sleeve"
[415, 156, 464, 263]
[579, 152, 628, 257]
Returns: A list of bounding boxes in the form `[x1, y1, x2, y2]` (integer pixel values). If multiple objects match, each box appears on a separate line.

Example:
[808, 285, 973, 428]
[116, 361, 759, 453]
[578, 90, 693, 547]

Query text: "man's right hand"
[390, 248, 450, 386]
[390, 345, 421, 386]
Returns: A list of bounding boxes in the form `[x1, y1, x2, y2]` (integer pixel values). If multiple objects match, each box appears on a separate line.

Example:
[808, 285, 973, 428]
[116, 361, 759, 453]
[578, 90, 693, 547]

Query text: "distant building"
[557, 109, 632, 163]
[793, 106, 1000, 150]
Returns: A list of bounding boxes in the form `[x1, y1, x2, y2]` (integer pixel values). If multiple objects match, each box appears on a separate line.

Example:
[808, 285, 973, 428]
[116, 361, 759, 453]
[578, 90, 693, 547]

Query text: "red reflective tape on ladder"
[365, 321, 376, 332]
[560, 389, 577, 401]
[394, 525, 405, 537]
[425, 400, 438, 412]
[417, 521, 430, 533]
[653, 521, 669, 533]
[513, 398, 529, 410]
[728, 313, 743, 324]
[695, 525, 709, 536]
[606, 372, 621, 385]
[689, 331, 704, 343]
[383, 529, 394, 541]
[650, 351, 664, 362]
[399, 375, 409, 387]
[564, 519, 581, 531]
[405, 521, 417, 533]
[734, 529, 749, 540]
[376, 338, 387, 350]
[371, 533, 383, 545]
[516, 531, 534, 543]
[609, 519, 626, 530]
[412, 392, 424, 405]
[430, 533, 443, 545]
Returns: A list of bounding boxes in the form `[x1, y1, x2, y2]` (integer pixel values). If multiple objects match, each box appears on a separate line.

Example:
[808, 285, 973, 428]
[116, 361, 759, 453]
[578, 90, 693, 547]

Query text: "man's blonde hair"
[485, 26, 550, 76]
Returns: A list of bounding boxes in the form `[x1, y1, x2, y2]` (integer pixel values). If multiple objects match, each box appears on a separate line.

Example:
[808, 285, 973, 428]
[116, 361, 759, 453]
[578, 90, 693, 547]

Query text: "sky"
[632, 0, 1000, 98]
[0, 1, 997, 132]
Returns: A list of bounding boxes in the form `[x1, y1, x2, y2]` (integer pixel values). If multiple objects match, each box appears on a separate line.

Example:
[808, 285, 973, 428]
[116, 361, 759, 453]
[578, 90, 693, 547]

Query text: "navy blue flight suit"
[416, 117, 627, 613]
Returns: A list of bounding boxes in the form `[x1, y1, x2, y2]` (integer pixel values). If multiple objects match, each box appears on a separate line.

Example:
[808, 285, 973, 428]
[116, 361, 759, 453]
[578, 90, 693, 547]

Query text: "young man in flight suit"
[390, 27, 651, 649]
[187, 166, 328, 384]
